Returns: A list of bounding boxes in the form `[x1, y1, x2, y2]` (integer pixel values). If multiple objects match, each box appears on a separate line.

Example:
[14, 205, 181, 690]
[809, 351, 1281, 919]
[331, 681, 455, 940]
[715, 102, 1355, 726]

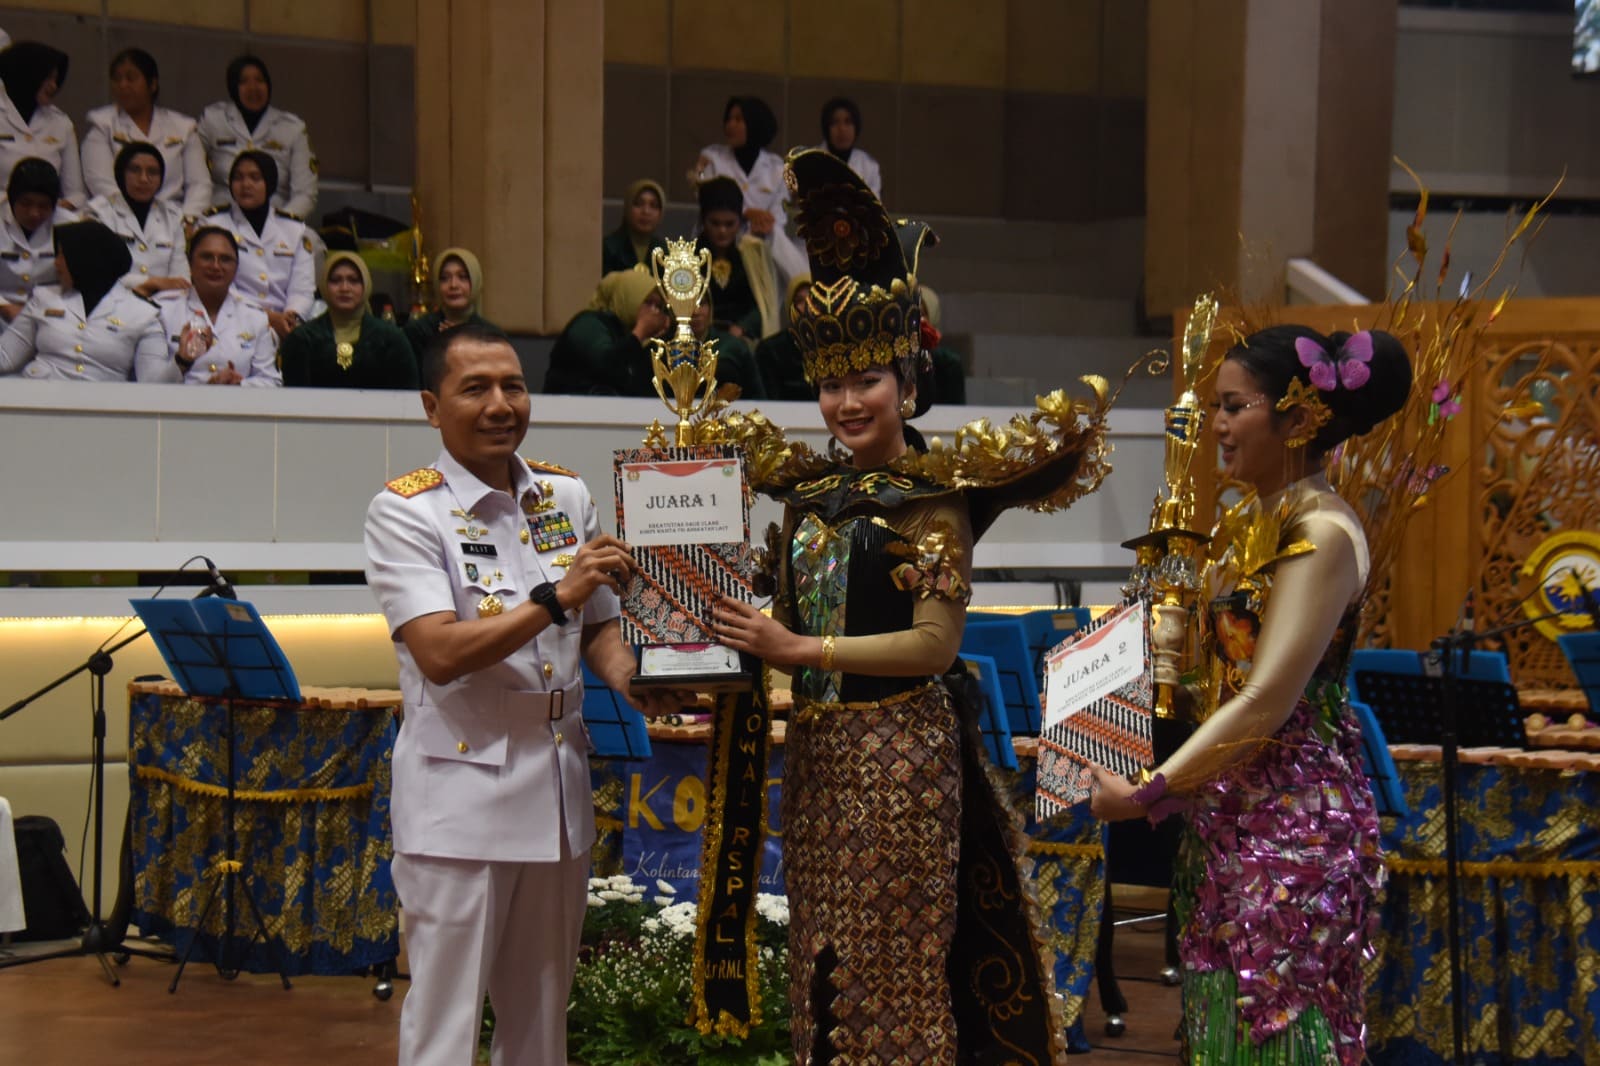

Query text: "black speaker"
[11, 815, 90, 942]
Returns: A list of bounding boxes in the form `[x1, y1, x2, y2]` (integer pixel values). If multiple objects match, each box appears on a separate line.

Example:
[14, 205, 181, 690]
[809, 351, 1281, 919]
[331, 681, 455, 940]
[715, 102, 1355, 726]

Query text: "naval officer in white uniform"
[364, 323, 684, 1066]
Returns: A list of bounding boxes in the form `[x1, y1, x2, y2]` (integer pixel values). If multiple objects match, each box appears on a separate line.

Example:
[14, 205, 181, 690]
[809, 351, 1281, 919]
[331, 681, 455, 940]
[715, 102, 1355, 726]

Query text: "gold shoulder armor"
[386, 467, 445, 497]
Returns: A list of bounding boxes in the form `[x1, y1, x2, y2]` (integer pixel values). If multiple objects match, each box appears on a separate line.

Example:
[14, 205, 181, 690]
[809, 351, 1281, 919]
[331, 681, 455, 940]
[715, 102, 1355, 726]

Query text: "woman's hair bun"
[1227, 324, 1413, 453]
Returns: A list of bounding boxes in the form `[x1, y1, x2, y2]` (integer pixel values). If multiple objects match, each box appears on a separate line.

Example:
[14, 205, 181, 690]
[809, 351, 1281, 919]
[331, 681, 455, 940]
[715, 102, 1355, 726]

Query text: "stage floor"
[0, 898, 1183, 1064]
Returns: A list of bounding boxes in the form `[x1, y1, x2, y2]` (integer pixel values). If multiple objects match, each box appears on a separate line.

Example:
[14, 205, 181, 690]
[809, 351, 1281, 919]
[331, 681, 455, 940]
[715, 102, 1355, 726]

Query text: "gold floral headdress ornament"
[783, 148, 934, 385]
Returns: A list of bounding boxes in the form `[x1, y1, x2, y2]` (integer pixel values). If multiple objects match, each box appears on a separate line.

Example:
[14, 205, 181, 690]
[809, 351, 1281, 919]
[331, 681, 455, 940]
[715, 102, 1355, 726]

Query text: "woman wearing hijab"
[692, 95, 806, 282]
[85, 142, 189, 298]
[197, 55, 318, 219]
[543, 267, 668, 395]
[816, 96, 882, 198]
[158, 226, 279, 387]
[279, 251, 415, 389]
[81, 48, 210, 224]
[0, 42, 86, 207]
[754, 274, 813, 400]
[206, 150, 315, 339]
[601, 178, 669, 275]
[543, 267, 765, 398]
[695, 176, 778, 339]
[402, 246, 502, 365]
[0, 157, 74, 322]
[0, 220, 174, 381]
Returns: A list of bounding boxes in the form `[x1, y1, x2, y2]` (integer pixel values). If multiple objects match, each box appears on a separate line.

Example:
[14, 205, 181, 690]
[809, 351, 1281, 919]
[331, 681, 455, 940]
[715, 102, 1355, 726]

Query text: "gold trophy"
[408, 192, 432, 317]
[1122, 293, 1220, 717]
[646, 238, 726, 447]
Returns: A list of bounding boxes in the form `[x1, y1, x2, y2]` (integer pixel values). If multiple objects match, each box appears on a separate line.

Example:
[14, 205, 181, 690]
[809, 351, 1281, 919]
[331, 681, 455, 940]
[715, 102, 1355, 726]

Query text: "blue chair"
[1557, 633, 1600, 715]
[956, 653, 1018, 770]
[970, 607, 1094, 694]
[960, 620, 1041, 734]
[580, 663, 653, 760]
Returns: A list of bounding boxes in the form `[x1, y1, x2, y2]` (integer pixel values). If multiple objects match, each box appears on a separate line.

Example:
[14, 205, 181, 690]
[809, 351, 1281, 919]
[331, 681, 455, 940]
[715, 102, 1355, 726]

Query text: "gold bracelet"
[820, 635, 836, 671]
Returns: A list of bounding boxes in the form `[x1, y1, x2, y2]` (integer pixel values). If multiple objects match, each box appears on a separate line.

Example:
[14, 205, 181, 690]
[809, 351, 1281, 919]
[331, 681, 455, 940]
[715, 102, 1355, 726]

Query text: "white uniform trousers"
[393, 847, 589, 1066]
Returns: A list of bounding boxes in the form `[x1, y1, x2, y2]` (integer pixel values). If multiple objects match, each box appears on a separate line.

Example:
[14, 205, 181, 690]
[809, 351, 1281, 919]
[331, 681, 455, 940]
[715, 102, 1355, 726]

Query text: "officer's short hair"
[420, 321, 513, 394]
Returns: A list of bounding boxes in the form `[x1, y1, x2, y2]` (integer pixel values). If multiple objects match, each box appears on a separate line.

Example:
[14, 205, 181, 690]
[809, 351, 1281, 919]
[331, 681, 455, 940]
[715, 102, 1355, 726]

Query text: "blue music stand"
[957, 653, 1018, 771]
[130, 596, 297, 991]
[1557, 633, 1600, 715]
[973, 607, 1094, 688]
[581, 663, 653, 760]
[960, 620, 1041, 734]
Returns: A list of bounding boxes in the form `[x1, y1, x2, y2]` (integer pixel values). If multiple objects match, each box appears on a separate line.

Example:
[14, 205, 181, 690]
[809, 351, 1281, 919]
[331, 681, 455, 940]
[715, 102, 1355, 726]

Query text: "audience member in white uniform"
[207, 150, 314, 339]
[693, 95, 806, 282]
[817, 96, 882, 199]
[86, 142, 189, 299]
[81, 48, 210, 224]
[158, 225, 278, 387]
[0, 220, 174, 381]
[197, 55, 318, 220]
[0, 42, 85, 208]
[0, 157, 74, 323]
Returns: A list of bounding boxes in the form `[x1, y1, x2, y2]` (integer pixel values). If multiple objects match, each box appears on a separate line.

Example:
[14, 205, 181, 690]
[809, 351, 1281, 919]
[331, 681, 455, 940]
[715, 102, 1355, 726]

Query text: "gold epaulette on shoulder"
[386, 468, 445, 497]
[203, 204, 228, 217]
[279, 210, 303, 222]
[526, 458, 578, 478]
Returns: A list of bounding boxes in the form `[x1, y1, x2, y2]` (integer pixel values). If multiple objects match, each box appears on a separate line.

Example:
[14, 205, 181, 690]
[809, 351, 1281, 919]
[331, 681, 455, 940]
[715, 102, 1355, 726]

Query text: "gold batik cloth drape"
[127, 684, 399, 975]
[1365, 757, 1600, 1064]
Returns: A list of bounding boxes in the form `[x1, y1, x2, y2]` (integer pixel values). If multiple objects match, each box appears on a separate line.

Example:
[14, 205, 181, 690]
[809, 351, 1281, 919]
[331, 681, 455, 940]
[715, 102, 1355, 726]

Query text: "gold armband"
[820, 635, 836, 672]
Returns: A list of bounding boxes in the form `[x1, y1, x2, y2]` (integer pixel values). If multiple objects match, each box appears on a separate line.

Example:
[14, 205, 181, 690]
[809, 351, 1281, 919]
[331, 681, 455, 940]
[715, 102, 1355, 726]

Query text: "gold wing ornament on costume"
[887, 519, 972, 604]
[722, 380, 1113, 533]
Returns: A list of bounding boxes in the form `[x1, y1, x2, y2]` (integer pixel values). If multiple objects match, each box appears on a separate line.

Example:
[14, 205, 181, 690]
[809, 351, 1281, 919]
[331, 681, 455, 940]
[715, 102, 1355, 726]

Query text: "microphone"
[201, 557, 237, 600]
[1571, 567, 1600, 631]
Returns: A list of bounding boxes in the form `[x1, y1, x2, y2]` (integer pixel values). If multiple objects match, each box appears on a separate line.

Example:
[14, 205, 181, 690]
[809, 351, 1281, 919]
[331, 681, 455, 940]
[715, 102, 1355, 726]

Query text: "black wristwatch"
[531, 582, 569, 626]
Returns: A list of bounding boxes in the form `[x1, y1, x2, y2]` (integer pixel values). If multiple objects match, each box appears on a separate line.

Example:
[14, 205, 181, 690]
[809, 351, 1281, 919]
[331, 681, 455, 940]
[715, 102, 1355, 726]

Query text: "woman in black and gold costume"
[712, 149, 1110, 1065]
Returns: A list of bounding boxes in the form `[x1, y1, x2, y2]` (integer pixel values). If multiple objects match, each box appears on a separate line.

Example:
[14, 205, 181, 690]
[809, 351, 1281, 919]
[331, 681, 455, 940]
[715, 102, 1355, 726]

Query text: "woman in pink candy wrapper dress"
[1094, 324, 1413, 1065]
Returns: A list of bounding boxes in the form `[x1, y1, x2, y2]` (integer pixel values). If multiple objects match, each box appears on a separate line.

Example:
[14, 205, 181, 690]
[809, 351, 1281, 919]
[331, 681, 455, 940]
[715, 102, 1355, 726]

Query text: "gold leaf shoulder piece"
[721, 410, 830, 491]
[526, 458, 579, 479]
[886, 518, 971, 604]
[386, 467, 444, 498]
[903, 385, 1112, 512]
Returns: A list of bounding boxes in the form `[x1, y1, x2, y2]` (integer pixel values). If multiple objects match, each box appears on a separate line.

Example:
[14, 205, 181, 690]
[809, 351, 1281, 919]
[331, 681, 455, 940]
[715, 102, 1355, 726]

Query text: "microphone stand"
[0, 581, 231, 985]
[1431, 605, 1565, 1065]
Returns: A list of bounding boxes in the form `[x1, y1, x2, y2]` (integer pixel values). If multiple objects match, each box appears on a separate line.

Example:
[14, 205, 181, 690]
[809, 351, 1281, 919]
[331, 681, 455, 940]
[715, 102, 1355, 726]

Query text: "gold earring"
[900, 397, 915, 418]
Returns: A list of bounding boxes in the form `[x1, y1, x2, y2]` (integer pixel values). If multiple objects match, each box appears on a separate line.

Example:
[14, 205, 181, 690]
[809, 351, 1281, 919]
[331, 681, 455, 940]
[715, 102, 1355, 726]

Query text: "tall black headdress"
[784, 148, 934, 384]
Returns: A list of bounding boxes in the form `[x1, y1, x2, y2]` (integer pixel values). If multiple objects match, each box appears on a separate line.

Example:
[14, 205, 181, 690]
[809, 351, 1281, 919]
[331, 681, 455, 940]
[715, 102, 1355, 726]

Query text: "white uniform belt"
[495, 686, 575, 721]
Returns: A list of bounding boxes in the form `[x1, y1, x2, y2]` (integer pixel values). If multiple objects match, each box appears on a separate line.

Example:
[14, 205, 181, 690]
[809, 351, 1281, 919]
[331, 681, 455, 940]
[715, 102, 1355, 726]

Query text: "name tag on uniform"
[164, 136, 183, 146]
[0, 252, 17, 261]
[461, 542, 497, 557]
[527, 511, 577, 552]
[265, 140, 284, 150]
[44, 308, 65, 318]
[215, 137, 237, 146]
[0, 134, 13, 142]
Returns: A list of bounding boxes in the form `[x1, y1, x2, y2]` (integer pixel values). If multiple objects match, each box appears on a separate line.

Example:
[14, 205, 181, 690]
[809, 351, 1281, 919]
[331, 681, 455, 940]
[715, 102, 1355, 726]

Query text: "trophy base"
[633, 643, 754, 692]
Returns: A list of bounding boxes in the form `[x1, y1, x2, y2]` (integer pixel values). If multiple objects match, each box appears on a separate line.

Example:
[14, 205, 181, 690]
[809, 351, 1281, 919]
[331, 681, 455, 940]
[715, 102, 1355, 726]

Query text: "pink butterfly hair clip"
[1295, 331, 1373, 391]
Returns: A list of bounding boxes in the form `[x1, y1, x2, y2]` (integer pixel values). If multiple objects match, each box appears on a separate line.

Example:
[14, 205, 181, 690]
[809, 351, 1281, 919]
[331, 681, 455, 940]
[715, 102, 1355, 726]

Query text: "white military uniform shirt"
[85, 193, 189, 287]
[694, 141, 807, 284]
[0, 199, 74, 307]
[812, 142, 883, 198]
[365, 450, 617, 862]
[196, 101, 318, 219]
[0, 284, 175, 382]
[157, 287, 279, 387]
[0, 94, 85, 206]
[207, 203, 315, 318]
[80, 105, 212, 221]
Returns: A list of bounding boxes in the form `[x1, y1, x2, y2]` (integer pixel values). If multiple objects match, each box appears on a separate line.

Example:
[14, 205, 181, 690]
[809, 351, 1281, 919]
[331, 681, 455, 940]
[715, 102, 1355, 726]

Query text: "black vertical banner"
[688, 685, 772, 1037]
